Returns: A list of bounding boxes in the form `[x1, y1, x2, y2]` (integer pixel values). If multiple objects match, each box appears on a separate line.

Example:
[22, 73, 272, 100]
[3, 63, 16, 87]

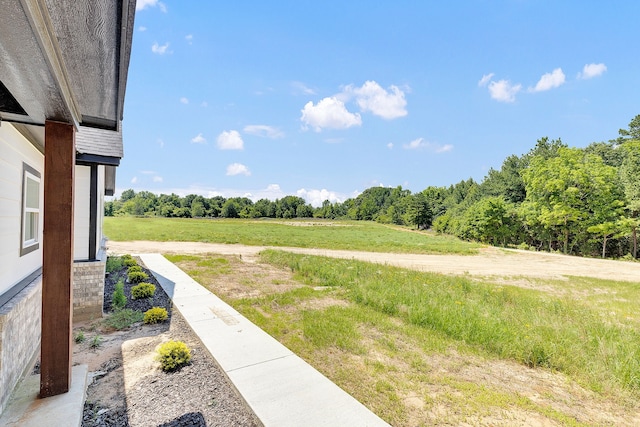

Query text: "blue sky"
[119, 1, 640, 207]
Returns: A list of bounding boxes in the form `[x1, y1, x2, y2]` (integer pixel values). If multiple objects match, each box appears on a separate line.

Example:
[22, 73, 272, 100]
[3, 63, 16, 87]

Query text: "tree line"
[106, 115, 640, 259]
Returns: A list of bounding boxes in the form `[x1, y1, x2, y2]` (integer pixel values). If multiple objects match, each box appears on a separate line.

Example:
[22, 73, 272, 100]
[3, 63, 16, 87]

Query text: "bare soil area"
[107, 240, 640, 283]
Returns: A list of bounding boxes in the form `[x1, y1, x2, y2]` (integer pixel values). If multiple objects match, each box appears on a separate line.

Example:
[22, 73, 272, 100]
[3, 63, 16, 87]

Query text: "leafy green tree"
[522, 147, 623, 254]
[462, 197, 518, 246]
[618, 114, 640, 142]
[221, 200, 239, 218]
[403, 193, 432, 229]
[191, 201, 205, 218]
[120, 189, 136, 202]
[619, 141, 640, 257]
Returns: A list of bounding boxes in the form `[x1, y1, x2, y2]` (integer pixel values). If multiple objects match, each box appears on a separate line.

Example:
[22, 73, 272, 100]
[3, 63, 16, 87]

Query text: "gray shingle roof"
[76, 125, 123, 159]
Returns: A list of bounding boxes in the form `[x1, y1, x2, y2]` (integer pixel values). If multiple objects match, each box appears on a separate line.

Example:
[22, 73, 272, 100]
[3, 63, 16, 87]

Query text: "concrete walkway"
[138, 253, 389, 427]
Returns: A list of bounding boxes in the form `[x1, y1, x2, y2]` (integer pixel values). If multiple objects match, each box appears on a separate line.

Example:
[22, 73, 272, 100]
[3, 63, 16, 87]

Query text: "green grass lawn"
[167, 251, 640, 426]
[104, 216, 480, 254]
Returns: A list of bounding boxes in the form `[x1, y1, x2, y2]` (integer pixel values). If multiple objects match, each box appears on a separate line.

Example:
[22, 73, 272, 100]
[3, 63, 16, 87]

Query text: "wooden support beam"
[40, 120, 75, 398]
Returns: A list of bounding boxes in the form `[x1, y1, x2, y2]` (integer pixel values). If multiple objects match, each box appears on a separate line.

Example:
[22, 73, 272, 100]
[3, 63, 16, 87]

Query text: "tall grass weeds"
[260, 250, 640, 395]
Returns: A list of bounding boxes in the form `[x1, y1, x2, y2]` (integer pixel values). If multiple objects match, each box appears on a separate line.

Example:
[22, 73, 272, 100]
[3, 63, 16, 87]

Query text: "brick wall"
[0, 276, 41, 415]
[73, 260, 105, 322]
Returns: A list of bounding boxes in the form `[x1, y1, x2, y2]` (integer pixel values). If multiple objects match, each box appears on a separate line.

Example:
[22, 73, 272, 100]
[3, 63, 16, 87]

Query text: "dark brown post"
[40, 120, 75, 398]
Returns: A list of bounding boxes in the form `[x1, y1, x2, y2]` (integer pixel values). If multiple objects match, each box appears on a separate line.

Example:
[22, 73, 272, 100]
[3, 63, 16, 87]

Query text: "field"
[107, 217, 640, 425]
[104, 217, 480, 254]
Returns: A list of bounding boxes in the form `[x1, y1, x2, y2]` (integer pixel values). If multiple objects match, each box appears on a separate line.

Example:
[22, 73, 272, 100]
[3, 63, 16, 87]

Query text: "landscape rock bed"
[103, 258, 172, 314]
[79, 256, 260, 427]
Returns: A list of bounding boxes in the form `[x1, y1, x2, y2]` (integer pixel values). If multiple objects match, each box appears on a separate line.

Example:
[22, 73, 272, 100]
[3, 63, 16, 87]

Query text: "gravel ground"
[80, 258, 260, 427]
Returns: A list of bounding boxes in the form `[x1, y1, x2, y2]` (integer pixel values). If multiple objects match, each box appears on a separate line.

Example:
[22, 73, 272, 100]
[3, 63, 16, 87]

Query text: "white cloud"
[180, 97, 189, 104]
[436, 144, 454, 153]
[226, 163, 251, 176]
[217, 130, 244, 150]
[291, 81, 316, 95]
[404, 138, 427, 149]
[201, 101, 208, 107]
[140, 170, 156, 175]
[157, 139, 164, 148]
[531, 68, 565, 92]
[185, 34, 193, 44]
[243, 125, 284, 139]
[153, 176, 163, 183]
[131, 176, 138, 184]
[191, 133, 206, 144]
[578, 63, 607, 79]
[151, 42, 170, 55]
[344, 81, 408, 119]
[488, 79, 522, 103]
[136, 0, 166, 12]
[138, 26, 147, 32]
[296, 188, 346, 208]
[403, 138, 453, 153]
[387, 142, 394, 149]
[300, 97, 362, 132]
[478, 73, 494, 87]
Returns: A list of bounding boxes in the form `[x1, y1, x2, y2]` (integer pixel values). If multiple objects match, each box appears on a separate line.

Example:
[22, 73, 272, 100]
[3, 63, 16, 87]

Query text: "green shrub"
[156, 340, 191, 371]
[127, 265, 143, 273]
[123, 255, 137, 267]
[105, 308, 144, 329]
[112, 279, 127, 310]
[106, 256, 123, 273]
[128, 270, 149, 283]
[74, 330, 85, 343]
[144, 307, 168, 324]
[131, 282, 156, 299]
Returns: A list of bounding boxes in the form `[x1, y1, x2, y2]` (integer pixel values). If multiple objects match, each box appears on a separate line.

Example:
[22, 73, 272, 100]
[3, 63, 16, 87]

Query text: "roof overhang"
[0, 0, 136, 132]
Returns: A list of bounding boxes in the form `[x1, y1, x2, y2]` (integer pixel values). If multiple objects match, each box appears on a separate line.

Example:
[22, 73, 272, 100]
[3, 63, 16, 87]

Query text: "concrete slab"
[138, 253, 389, 427]
[227, 354, 388, 427]
[0, 365, 88, 427]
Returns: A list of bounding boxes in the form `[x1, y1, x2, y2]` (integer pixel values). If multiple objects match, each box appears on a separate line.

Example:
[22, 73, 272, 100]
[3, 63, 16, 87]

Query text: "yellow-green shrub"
[127, 265, 142, 273]
[128, 270, 149, 283]
[131, 282, 155, 299]
[156, 340, 191, 371]
[144, 307, 168, 324]
[123, 255, 137, 267]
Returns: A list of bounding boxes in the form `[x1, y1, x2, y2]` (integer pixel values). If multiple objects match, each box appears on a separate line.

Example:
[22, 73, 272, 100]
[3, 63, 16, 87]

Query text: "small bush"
[131, 282, 156, 299]
[112, 280, 127, 310]
[144, 307, 168, 324]
[128, 270, 149, 283]
[106, 256, 123, 273]
[123, 255, 137, 267]
[74, 331, 85, 343]
[156, 341, 191, 372]
[127, 265, 143, 273]
[105, 308, 144, 330]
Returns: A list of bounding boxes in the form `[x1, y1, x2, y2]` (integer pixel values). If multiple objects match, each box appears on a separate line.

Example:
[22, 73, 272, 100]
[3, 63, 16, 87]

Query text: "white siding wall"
[0, 124, 44, 297]
[97, 165, 105, 255]
[74, 165, 91, 260]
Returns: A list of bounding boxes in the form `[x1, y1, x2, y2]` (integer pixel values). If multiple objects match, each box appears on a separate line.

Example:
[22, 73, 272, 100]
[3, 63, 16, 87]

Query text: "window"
[20, 163, 41, 256]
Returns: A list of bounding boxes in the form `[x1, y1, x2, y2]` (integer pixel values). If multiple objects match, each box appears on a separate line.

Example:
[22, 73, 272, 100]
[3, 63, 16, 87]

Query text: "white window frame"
[20, 163, 41, 256]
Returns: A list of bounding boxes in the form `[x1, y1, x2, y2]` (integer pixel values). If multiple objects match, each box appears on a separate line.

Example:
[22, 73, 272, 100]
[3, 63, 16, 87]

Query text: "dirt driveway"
[107, 240, 640, 283]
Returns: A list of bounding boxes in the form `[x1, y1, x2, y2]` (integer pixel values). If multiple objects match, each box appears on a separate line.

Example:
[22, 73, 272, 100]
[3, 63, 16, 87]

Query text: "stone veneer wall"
[73, 240, 107, 323]
[0, 276, 41, 415]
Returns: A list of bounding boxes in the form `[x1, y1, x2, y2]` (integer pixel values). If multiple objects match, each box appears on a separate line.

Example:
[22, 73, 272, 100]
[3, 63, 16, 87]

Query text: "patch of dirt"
[76, 258, 260, 427]
[107, 240, 640, 284]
